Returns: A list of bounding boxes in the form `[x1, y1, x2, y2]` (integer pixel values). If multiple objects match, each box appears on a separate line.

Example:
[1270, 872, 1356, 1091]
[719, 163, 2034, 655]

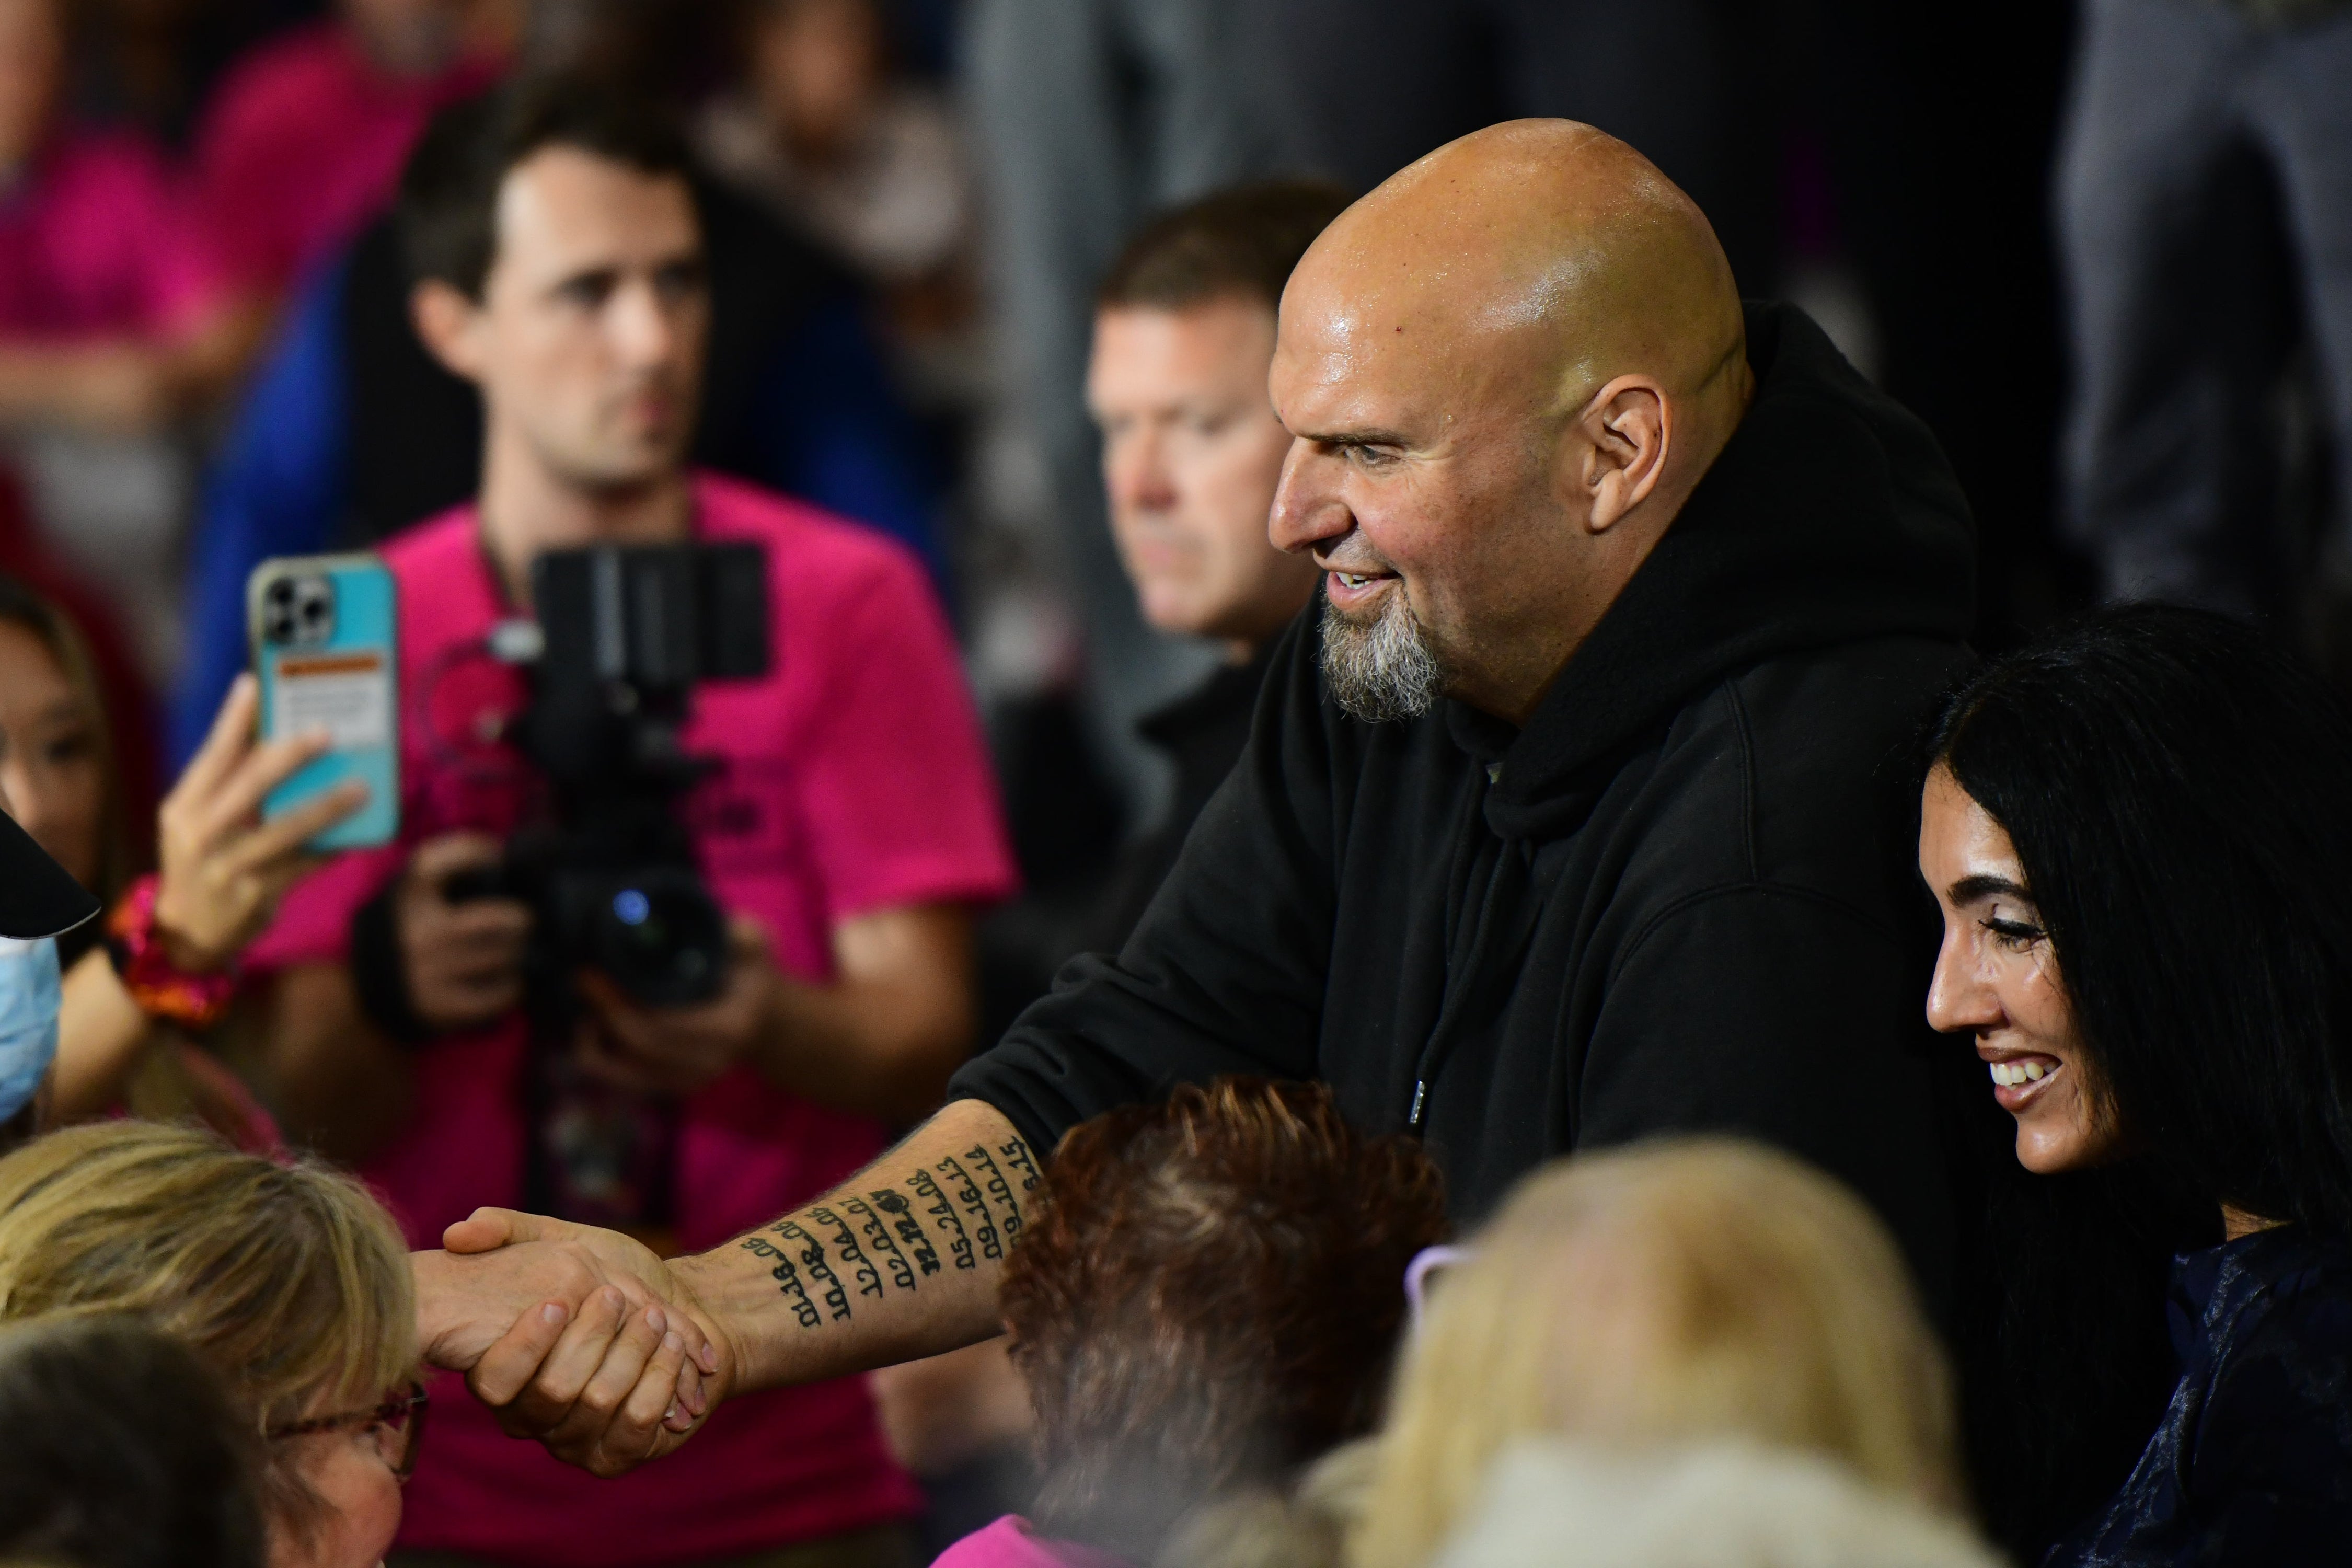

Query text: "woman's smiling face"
[1919, 765, 2123, 1174]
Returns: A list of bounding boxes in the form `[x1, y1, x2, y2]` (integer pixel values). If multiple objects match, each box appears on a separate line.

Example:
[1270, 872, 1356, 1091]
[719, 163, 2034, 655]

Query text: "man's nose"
[1106, 429, 1175, 514]
[1267, 440, 1349, 555]
[609, 278, 681, 366]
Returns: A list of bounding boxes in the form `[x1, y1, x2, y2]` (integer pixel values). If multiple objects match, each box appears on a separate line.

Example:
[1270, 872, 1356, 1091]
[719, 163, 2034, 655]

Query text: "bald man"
[410, 121, 1978, 1480]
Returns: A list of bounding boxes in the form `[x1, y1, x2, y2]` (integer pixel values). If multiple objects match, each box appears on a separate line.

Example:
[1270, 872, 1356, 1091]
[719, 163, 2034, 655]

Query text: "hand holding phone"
[152, 673, 370, 972]
[248, 554, 400, 851]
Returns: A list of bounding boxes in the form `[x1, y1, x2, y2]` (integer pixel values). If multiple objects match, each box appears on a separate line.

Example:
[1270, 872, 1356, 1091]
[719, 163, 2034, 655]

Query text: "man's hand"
[399, 834, 530, 1031]
[573, 917, 776, 1097]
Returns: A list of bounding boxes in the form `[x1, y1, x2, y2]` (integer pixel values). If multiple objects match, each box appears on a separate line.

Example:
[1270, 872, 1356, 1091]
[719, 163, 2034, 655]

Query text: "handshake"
[412, 1208, 731, 1478]
[406, 1099, 1039, 1476]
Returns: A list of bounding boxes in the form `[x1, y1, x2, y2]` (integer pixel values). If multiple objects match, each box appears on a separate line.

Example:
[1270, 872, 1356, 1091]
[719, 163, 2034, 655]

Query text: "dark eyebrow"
[1299, 426, 1412, 449]
[1947, 873, 2033, 905]
[547, 264, 619, 298]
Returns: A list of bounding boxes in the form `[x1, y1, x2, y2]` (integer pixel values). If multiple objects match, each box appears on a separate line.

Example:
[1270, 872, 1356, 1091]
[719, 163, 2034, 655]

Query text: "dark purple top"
[2048, 1226, 2352, 1566]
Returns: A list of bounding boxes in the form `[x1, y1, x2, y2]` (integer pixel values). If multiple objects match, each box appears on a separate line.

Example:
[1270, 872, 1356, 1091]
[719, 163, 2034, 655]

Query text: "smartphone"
[248, 554, 399, 850]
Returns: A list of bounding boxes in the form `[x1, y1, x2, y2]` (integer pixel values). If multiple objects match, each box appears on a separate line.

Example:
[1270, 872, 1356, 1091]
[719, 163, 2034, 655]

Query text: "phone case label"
[271, 651, 392, 751]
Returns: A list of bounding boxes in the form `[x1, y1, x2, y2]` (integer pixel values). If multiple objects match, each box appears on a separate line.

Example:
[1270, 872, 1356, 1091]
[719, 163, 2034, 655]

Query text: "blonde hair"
[0, 1120, 418, 1535]
[1353, 1139, 1962, 1568]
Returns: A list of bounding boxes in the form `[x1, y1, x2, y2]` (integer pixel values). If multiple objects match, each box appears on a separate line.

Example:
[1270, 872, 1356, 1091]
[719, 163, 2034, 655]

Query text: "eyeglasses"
[268, 1381, 430, 1482]
[1404, 1244, 1473, 1338]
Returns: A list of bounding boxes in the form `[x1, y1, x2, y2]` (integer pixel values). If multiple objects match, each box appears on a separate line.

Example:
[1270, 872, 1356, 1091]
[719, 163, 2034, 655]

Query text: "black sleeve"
[1574, 884, 1959, 1321]
[950, 616, 1339, 1158]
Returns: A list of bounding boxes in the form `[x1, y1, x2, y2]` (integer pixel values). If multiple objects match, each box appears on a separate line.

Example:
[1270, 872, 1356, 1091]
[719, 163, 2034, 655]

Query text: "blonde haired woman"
[1351, 1138, 1971, 1568]
[0, 1120, 420, 1568]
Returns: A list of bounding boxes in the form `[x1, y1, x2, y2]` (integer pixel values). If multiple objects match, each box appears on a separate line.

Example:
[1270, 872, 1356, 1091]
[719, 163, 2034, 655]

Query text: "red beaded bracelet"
[105, 874, 240, 1030]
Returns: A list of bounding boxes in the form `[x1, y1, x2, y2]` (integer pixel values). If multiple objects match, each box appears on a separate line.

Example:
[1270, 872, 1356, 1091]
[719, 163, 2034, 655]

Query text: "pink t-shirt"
[0, 128, 221, 339]
[189, 22, 499, 294]
[933, 1517, 1133, 1568]
[248, 474, 1018, 1565]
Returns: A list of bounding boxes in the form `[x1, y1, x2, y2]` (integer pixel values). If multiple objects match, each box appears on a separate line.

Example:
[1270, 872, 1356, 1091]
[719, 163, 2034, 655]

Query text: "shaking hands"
[412, 1209, 730, 1477]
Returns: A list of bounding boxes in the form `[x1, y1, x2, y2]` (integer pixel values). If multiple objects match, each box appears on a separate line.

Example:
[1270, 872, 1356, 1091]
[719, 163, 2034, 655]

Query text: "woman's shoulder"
[2186, 1231, 2352, 1492]
[2200, 1228, 2352, 1348]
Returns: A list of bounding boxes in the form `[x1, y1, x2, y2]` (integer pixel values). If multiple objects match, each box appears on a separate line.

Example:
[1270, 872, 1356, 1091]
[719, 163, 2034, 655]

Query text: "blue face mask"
[0, 936, 62, 1125]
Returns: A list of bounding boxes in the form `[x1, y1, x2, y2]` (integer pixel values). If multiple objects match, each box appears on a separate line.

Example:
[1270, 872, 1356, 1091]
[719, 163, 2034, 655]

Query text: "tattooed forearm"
[964, 1144, 1024, 1241]
[740, 1234, 822, 1329]
[771, 1219, 854, 1322]
[998, 1138, 1041, 1194]
[868, 1190, 942, 1276]
[807, 1205, 883, 1301]
[907, 1167, 975, 1271]
[840, 1195, 917, 1292]
[935, 1153, 1003, 1261]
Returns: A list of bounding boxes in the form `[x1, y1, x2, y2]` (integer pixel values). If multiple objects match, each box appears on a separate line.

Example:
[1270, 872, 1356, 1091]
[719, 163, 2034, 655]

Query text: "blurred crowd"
[0, 1, 2348, 1567]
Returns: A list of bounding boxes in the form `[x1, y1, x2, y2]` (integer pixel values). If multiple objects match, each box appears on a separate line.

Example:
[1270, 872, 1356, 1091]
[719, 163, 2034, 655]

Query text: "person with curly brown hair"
[929, 1076, 1447, 1568]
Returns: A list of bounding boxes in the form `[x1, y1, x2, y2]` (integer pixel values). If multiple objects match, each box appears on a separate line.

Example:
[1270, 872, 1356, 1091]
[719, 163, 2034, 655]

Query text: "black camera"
[450, 541, 770, 1008]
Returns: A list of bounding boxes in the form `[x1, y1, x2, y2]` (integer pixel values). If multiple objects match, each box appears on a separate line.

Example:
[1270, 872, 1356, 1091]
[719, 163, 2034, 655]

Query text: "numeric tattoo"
[841, 1195, 917, 1292]
[740, 1233, 821, 1330]
[964, 1144, 1024, 1240]
[868, 1189, 940, 1276]
[770, 1219, 852, 1322]
[998, 1138, 1041, 1194]
[807, 1205, 883, 1301]
[935, 1153, 1002, 1260]
[907, 1167, 974, 1270]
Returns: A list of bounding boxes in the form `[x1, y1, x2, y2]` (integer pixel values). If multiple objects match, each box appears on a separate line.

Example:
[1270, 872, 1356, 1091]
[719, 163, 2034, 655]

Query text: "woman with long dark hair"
[1919, 603, 2352, 1562]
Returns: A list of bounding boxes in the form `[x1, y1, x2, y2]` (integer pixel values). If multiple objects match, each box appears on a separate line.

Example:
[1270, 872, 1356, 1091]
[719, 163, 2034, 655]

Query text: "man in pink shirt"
[244, 78, 1014, 1567]
[189, 0, 511, 302]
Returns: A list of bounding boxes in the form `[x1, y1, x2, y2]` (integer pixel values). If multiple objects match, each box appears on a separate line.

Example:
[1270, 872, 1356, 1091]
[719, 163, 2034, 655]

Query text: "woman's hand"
[152, 674, 367, 973]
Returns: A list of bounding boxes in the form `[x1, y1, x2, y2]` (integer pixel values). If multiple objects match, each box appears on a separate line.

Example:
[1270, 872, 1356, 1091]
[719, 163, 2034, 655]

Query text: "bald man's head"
[1268, 121, 1754, 725]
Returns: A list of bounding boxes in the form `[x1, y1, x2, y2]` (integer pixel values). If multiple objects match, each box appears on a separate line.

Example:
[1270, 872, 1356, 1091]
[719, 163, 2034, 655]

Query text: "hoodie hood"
[1470, 300, 1975, 835]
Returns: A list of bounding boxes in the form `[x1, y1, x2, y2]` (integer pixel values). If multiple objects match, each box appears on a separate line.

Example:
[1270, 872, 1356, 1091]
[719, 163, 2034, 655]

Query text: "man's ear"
[411, 279, 487, 383]
[1568, 375, 1671, 535]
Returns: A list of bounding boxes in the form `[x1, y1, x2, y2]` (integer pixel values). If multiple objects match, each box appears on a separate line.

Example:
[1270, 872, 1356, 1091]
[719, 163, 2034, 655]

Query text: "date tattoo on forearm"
[868, 1189, 941, 1276]
[934, 1152, 1003, 1261]
[739, 1233, 822, 1329]
[964, 1144, 1024, 1241]
[840, 1195, 918, 1293]
[739, 1133, 1041, 1330]
[772, 1219, 852, 1322]
[907, 1166, 974, 1271]
[807, 1205, 884, 1302]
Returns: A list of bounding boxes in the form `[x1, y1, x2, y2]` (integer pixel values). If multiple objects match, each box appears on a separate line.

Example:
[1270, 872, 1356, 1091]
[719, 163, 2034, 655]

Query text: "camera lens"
[588, 870, 725, 1007]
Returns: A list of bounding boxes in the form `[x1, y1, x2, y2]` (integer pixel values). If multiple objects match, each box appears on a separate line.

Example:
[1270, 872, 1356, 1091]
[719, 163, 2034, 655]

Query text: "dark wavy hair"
[1001, 1077, 1447, 1557]
[1924, 602, 2352, 1547]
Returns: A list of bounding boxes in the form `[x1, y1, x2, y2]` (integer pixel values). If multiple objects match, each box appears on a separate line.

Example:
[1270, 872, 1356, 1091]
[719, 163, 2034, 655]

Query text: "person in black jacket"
[401, 118, 1982, 1485]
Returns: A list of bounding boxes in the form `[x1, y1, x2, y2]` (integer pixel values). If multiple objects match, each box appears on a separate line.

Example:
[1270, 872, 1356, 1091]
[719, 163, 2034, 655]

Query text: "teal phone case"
[248, 554, 400, 850]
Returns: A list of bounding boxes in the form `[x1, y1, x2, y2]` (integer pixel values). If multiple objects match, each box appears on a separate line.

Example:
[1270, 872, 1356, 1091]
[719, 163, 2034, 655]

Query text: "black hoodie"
[951, 302, 1978, 1311]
